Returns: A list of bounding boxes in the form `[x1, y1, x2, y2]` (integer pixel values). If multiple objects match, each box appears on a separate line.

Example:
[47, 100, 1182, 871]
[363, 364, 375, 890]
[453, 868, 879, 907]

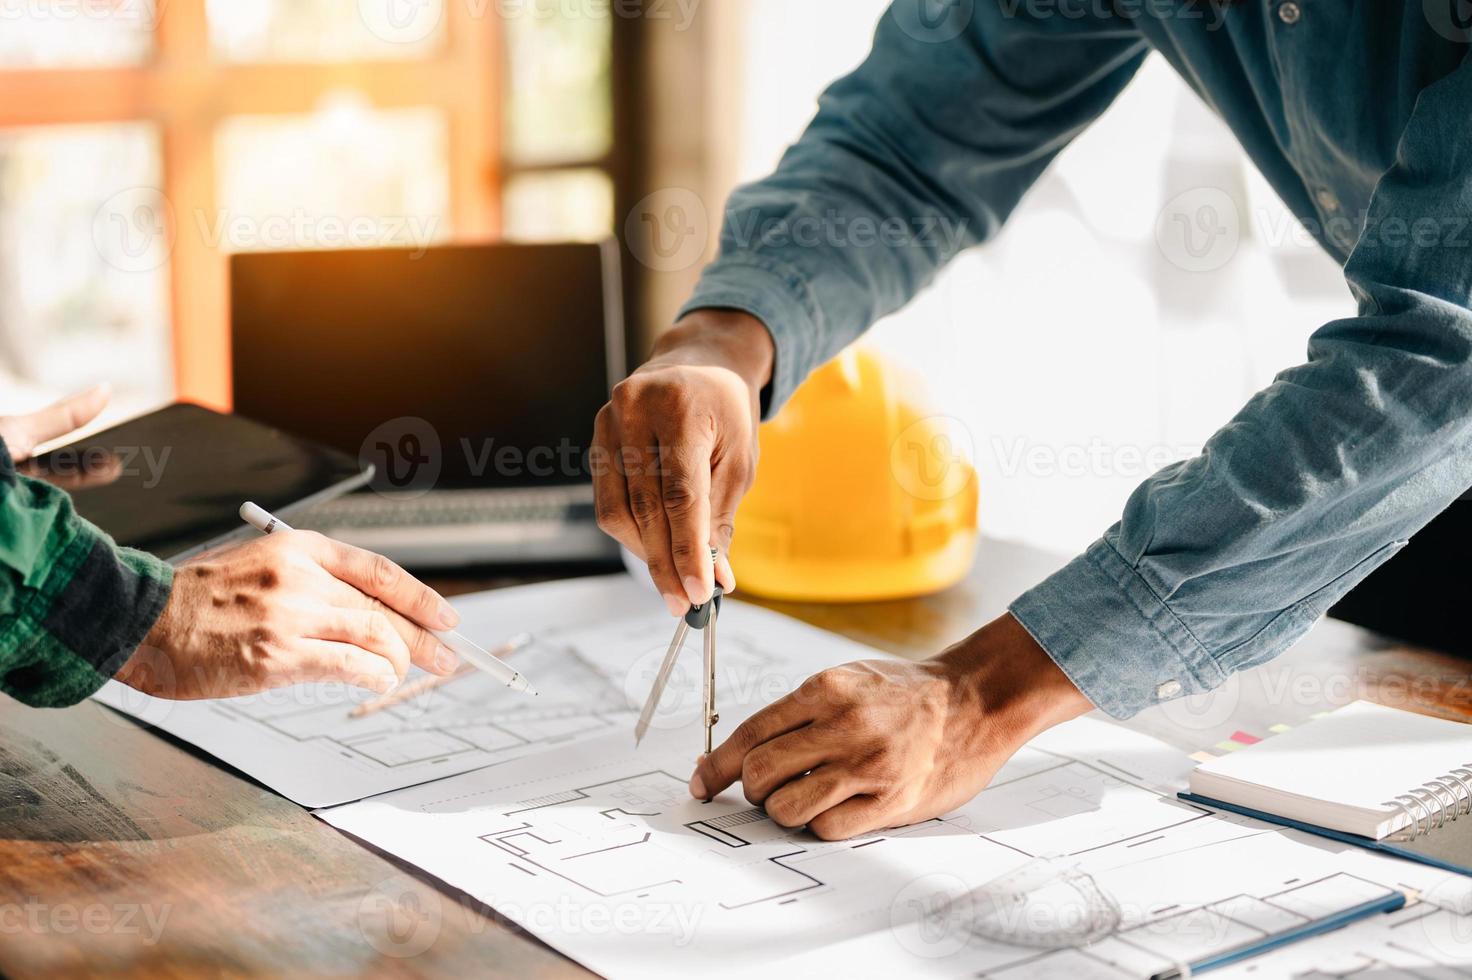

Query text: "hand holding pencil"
[238, 503, 540, 699]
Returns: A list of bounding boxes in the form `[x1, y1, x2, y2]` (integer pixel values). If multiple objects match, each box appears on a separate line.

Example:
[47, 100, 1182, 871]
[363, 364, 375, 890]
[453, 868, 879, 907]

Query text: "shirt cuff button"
[1156, 680, 1183, 700]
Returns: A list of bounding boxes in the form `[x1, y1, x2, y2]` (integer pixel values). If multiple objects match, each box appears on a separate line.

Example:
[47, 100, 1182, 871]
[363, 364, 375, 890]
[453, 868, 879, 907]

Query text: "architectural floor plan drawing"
[1203, 897, 1472, 977]
[93, 574, 884, 807]
[91, 572, 1472, 975]
[94, 635, 632, 807]
[564, 613, 823, 736]
[321, 716, 1472, 979]
[90, 575, 646, 806]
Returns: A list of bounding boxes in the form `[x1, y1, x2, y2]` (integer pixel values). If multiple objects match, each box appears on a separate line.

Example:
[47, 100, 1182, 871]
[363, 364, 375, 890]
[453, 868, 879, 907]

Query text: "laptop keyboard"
[298, 488, 596, 529]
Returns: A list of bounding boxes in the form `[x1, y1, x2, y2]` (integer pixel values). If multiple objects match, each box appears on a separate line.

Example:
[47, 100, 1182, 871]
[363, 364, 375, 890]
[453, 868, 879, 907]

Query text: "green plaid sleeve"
[0, 439, 173, 708]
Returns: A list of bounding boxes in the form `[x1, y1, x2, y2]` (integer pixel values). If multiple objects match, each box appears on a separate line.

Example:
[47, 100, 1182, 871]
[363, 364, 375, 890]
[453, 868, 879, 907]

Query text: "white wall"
[723, 0, 1352, 554]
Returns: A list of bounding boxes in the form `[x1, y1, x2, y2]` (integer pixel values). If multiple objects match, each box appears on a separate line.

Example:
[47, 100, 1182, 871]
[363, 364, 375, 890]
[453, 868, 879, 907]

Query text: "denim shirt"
[680, 0, 1472, 718]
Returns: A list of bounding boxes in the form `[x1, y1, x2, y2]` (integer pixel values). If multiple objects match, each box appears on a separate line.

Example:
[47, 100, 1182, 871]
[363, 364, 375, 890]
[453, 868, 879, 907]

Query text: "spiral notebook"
[1179, 700, 1472, 877]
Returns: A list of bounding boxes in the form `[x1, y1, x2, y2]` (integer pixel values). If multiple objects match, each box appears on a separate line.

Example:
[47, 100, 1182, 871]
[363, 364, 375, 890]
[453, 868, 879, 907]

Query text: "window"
[501, 11, 617, 241]
[0, 1, 621, 413]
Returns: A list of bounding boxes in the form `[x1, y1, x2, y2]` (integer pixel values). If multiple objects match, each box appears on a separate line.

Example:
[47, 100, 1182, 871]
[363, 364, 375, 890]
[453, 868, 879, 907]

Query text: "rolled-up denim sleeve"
[681, 1, 1148, 414]
[1012, 53, 1472, 718]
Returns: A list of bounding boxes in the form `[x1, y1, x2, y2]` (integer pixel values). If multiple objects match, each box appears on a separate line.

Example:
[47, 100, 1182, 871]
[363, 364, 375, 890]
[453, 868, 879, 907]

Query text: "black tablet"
[25, 403, 371, 562]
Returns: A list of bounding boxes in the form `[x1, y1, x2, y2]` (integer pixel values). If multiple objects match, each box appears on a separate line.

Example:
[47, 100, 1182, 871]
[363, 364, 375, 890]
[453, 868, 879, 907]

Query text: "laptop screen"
[230, 242, 622, 494]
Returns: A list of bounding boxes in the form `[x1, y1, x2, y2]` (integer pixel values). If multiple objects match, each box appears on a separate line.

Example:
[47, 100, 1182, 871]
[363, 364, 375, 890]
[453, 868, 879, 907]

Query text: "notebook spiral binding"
[1383, 765, 1472, 841]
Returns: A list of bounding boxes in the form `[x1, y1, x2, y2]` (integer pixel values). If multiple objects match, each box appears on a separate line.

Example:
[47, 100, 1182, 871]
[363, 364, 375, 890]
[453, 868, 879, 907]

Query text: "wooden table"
[0, 539, 1466, 978]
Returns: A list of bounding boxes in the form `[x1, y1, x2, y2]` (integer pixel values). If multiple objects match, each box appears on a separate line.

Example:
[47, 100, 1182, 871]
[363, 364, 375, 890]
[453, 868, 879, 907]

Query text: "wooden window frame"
[0, 0, 503, 408]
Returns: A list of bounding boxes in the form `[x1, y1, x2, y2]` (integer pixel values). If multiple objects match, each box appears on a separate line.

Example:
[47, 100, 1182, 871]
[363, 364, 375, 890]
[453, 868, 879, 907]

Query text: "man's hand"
[690, 613, 1093, 840]
[0, 385, 115, 488]
[116, 531, 463, 700]
[593, 309, 774, 616]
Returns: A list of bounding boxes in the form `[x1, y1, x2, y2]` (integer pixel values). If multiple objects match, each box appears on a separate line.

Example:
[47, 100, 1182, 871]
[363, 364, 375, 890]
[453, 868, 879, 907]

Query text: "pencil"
[240, 503, 539, 698]
[349, 633, 535, 719]
[1147, 889, 1408, 980]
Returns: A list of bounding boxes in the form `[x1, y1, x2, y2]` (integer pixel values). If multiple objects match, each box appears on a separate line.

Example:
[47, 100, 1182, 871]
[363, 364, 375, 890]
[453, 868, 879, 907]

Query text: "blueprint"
[96, 636, 628, 808]
[92, 576, 644, 806]
[92, 571, 1472, 974]
[1205, 898, 1472, 978]
[321, 715, 1472, 979]
[93, 574, 879, 807]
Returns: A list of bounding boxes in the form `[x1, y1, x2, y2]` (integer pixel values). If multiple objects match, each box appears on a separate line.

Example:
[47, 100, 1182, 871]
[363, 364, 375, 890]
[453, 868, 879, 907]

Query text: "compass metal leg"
[635, 621, 689, 746]
[703, 614, 718, 756]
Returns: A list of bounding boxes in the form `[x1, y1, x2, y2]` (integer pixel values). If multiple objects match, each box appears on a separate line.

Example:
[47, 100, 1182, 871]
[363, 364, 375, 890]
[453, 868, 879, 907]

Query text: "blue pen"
[1148, 889, 1408, 980]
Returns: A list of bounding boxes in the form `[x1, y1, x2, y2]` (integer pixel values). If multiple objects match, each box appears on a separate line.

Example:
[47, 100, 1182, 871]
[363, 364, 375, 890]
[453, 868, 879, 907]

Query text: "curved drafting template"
[965, 857, 1123, 950]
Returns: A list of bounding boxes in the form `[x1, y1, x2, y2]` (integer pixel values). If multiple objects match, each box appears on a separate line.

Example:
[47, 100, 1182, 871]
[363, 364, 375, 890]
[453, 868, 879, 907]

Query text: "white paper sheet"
[92, 571, 1472, 975]
[1205, 896, 1472, 978]
[92, 576, 645, 806]
[320, 713, 1466, 979]
[92, 574, 877, 807]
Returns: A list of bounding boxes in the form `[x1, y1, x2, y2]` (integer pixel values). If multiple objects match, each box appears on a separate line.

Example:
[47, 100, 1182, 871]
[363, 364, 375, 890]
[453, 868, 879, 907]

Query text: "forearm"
[0, 447, 172, 708]
[933, 613, 1095, 749]
[1016, 52, 1472, 718]
[1013, 320, 1472, 717]
[653, 310, 776, 389]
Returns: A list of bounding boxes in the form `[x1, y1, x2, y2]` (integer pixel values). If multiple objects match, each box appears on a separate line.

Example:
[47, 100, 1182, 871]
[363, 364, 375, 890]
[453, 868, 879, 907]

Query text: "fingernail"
[716, 555, 737, 595]
[377, 675, 399, 695]
[683, 576, 710, 605]
[689, 768, 708, 800]
[438, 603, 460, 629]
[663, 592, 686, 617]
[435, 644, 459, 674]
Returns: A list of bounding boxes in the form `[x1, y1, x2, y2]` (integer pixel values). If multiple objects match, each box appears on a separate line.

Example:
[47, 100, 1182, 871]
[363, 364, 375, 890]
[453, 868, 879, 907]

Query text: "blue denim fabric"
[680, 1, 1472, 717]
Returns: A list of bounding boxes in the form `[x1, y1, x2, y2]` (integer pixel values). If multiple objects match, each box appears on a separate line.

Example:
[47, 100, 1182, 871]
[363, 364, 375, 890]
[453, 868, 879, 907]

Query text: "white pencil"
[238, 502, 539, 697]
[350, 632, 535, 718]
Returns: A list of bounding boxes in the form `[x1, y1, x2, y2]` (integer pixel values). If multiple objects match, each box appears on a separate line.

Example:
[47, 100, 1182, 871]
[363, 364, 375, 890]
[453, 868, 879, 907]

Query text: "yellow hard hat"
[730, 346, 979, 603]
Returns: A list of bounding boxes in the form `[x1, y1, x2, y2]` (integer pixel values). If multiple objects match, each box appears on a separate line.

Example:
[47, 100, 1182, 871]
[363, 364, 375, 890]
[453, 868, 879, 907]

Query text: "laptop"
[230, 241, 625, 569]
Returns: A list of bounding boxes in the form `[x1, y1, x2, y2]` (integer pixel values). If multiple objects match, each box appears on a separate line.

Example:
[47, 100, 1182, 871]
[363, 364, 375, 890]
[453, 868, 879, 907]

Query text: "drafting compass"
[635, 549, 723, 754]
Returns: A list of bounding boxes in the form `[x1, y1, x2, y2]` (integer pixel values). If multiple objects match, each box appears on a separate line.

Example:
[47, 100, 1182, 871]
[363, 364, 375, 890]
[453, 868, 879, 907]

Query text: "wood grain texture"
[1, 539, 1464, 976]
[0, 696, 588, 979]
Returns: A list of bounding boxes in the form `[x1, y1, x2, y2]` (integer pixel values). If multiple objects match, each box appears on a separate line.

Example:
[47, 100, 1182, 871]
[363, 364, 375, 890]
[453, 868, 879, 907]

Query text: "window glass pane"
[502, 169, 613, 242]
[0, 5, 153, 68]
[207, 0, 446, 63]
[504, 9, 613, 165]
[215, 97, 451, 254]
[0, 124, 171, 413]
